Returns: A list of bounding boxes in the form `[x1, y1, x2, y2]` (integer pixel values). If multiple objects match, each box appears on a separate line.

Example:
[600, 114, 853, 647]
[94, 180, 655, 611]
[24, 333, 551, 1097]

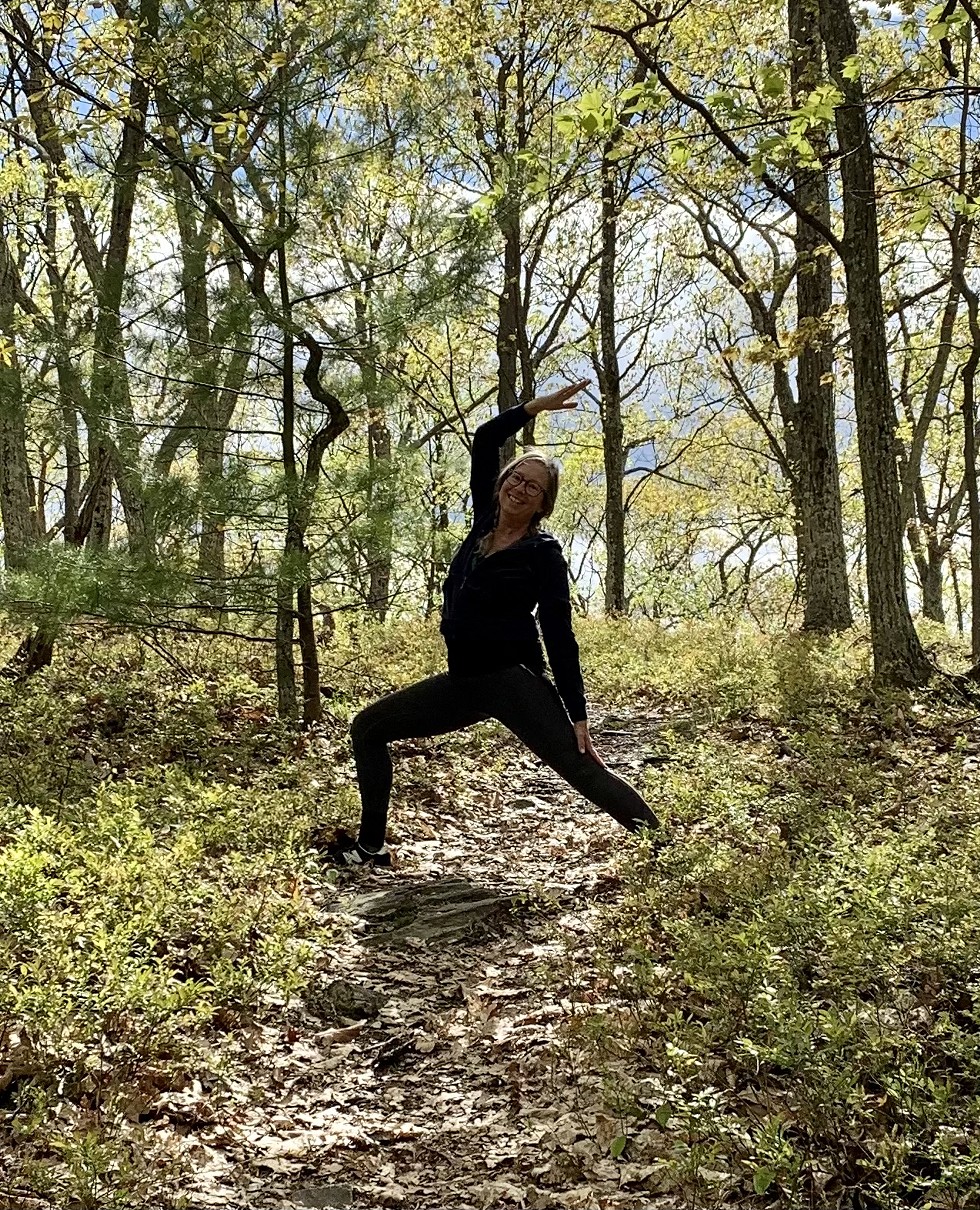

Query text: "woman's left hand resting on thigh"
[574, 720, 605, 766]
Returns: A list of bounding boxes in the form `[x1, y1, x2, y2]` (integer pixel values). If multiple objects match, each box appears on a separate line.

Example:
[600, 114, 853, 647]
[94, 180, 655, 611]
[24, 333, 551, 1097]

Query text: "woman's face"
[498, 460, 550, 528]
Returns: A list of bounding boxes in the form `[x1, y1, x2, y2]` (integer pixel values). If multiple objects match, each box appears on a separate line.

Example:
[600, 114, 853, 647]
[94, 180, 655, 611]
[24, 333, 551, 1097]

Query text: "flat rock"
[508, 795, 548, 810]
[351, 877, 512, 945]
[289, 1186, 354, 1209]
[304, 978, 386, 1023]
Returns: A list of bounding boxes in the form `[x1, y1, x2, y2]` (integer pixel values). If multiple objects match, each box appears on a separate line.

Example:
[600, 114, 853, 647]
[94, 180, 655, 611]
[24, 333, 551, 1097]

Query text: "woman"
[328, 379, 659, 867]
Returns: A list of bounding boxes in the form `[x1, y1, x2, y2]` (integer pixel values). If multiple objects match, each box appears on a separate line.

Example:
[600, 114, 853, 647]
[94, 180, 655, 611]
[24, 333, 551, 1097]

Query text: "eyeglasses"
[505, 470, 545, 499]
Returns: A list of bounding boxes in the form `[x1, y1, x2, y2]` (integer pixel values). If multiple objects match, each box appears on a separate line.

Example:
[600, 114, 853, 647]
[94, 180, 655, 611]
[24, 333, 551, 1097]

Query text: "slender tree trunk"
[819, 0, 931, 684]
[496, 193, 522, 468]
[960, 317, 980, 660]
[274, 68, 321, 724]
[196, 336, 251, 608]
[42, 187, 83, 540]
[277, 326, 299, 722]
[597, 147, 626, 614]
[366, 414, 393, 620]
[355, 296, 394, 621]
[950, 555, 965, 636]
[789, 0, 853, 633]
[426, 433, 450, 617]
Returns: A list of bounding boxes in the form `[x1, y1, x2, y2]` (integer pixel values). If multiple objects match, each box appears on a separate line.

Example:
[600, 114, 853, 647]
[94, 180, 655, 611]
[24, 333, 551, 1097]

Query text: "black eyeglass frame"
[504, 470, 545, 499]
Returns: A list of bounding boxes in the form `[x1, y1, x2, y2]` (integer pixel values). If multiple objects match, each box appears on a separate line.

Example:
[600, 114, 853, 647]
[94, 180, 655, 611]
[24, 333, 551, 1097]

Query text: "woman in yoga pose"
[329, 380, 659, 866]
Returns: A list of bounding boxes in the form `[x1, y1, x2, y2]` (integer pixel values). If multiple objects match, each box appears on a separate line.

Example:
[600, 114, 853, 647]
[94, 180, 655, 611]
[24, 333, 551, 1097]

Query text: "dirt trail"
[171, 711, 673, 1210]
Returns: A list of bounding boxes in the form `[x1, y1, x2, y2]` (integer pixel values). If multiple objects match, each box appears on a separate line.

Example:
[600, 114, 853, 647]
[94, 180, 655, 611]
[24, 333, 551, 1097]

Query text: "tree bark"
[354, 295, 394, 621]
[818, 0, 932, 684]
[597, 146, 626, 615]
[496, 189, 522, 468]
[276, 326, 299, 723]
[788, 0, 853, 632]
[958, 292, 980, 660]
[0, 251, 40, 569]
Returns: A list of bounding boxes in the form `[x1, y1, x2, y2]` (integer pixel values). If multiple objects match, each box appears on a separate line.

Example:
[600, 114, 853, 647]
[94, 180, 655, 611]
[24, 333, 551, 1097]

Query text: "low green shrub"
[0, 638, 350, 1209]
[568, 633, 980, 1207]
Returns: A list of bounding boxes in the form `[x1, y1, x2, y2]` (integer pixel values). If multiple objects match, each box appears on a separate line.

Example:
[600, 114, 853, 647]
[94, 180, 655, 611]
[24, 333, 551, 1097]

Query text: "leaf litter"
[159, 708, 682, 1210]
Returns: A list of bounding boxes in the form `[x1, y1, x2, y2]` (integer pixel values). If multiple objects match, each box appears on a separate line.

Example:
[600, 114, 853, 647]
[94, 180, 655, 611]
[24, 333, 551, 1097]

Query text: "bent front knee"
[350, 707, 376, 749]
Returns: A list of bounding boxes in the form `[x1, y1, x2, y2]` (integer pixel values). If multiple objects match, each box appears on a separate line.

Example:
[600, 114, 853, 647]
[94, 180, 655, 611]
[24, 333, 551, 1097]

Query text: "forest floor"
[167, 711, 672, 1210]
[8, 623, 980, 1210]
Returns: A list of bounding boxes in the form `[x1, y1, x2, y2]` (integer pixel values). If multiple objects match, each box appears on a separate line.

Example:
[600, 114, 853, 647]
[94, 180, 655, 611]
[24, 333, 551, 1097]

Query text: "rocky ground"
[163, 709, 679, 1210]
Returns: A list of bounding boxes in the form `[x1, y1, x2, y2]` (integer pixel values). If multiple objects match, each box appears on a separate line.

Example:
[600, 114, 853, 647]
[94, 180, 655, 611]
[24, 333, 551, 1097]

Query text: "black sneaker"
[324, 830, 392, 868]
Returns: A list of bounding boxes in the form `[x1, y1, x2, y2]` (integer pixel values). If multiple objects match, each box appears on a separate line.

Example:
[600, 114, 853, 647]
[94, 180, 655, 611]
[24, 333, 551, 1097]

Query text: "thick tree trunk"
[789, 0, 853, 632]
[819, 0, 931, 685]
[297, 574, 321, 726]
[85, 0, 159, 556]
[921, 544, 946, 624]
[0, 283, 40, 570]
[3, 629, 55, 681]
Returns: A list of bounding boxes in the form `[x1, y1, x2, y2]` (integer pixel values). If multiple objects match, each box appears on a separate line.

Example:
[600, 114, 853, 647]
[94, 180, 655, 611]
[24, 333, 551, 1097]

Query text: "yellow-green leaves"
[840, 53, 864, 82]
[925, 0, 970, 42]
[556, 87, 615, 139]
[211, 110, 253, 147]
[469, 179, 505, 222]
[758, 66, 786, 99]
[555, 80, 666, 143]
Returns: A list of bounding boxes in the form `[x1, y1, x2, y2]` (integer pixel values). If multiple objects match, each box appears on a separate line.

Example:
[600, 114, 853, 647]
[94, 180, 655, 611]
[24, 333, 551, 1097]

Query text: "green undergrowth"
[567, 626, 980, 1208]
[0, 632, 362, 1209]
[1, 617, 977, 1208]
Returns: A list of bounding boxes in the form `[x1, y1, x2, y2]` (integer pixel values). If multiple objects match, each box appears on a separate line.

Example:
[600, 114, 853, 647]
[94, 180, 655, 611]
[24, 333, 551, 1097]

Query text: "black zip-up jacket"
[440, 402, 587, 722]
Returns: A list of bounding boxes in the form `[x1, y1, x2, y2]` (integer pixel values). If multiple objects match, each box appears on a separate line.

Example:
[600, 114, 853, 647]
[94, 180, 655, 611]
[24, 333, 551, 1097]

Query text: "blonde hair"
[492, 449, 561, 531]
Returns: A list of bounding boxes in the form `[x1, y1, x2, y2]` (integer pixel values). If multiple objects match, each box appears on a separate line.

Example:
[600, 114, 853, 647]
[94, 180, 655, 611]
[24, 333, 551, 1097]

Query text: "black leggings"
[350, 664, 658, 850]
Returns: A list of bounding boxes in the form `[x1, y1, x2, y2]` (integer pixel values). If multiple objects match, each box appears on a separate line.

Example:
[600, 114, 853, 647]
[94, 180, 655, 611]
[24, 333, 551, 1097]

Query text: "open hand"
[574, 720, 606, 766]
[527, 379, 590, 415]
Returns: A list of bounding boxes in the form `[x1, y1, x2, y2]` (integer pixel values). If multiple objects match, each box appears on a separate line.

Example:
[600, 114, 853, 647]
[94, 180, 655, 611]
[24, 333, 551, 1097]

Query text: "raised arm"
[469, 379, 591, 518]
[470, 403, 530, 518]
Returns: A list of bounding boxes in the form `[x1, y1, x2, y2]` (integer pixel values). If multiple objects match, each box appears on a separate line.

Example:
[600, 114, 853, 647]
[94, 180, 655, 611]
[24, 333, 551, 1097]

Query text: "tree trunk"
[85, 0, 159, 557]
[789, 0, 853, 632]
[819, 0, 931, 685]
[597, 147, 626, 615]
[496, 192, 522, 467]
[960, 311, 980, 660]
[0, 271, 40, 569]
[950, 555, 965, 636]
[277, 327, 299, 722]
[366, 413, 393, 620]
[274, 77, 321, 725]
[921, 542, 946, 624]
[355, 296, 394, 622]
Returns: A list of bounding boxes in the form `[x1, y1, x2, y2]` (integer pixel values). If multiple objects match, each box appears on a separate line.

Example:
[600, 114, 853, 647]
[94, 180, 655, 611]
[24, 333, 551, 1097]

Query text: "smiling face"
[497, 458, 552, 529]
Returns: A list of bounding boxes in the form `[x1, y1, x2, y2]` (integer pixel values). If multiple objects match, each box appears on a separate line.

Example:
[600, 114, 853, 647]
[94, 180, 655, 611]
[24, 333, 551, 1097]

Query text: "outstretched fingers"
[537, 378, 591, 411]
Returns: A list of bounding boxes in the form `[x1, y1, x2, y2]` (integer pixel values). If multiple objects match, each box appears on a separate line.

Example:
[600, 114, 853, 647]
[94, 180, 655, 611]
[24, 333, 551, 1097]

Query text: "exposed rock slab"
[288, 1186, 354, 1209]
[351, 877, 512, 945]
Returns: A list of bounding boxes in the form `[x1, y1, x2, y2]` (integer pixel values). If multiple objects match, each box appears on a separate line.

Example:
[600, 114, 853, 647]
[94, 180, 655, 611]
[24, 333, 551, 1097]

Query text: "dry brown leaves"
[156, 711, 678, 1210]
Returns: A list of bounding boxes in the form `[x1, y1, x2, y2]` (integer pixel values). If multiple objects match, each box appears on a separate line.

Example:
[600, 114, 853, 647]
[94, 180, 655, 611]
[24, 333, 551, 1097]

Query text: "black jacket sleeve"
[470, 402, 530, 518]
[536, 541, 587, 723]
